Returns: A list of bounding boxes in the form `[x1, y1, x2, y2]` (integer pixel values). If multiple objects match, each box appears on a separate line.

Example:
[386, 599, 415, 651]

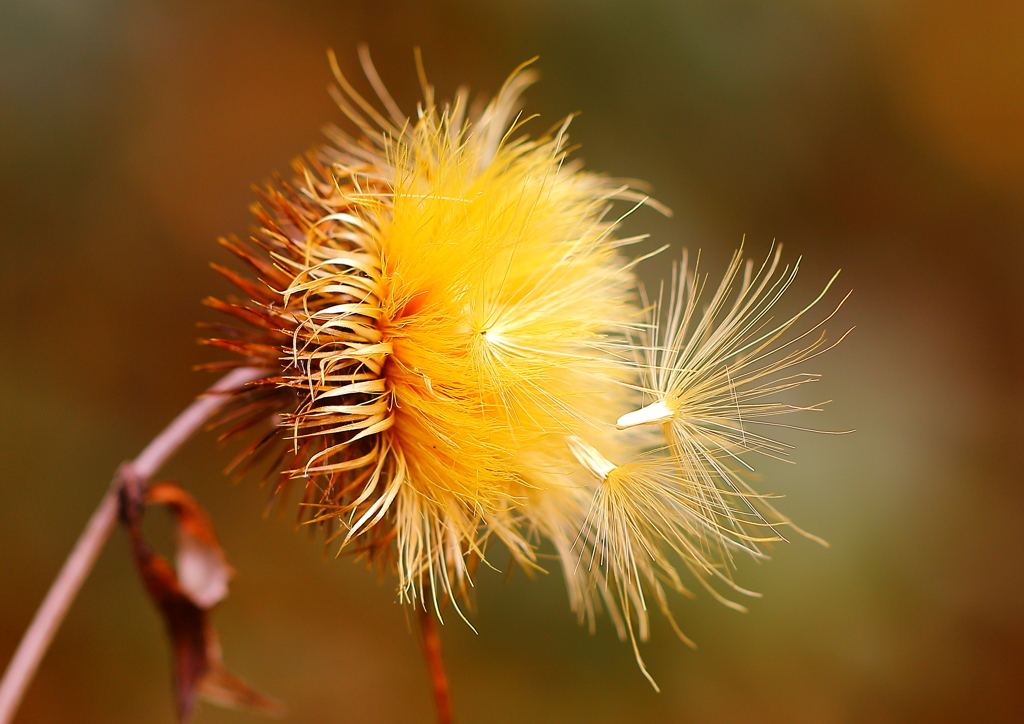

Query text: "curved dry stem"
[0, 366, 266, 724]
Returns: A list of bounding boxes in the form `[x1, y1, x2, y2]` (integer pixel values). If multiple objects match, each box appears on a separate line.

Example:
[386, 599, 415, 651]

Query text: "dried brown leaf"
[147, 483, 234, 610]
[119, 472, 284, 722]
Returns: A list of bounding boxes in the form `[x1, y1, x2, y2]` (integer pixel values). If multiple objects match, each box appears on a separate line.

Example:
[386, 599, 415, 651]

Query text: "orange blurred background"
[3, 1, 1024, 722]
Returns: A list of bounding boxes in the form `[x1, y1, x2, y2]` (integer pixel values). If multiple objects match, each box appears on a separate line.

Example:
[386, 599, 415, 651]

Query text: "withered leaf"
[146, 483, 233, 611]
[119, 471, 284, 722]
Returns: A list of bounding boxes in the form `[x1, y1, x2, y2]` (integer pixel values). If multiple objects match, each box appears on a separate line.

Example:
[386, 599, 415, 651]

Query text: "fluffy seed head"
[204, 48, 846, 683]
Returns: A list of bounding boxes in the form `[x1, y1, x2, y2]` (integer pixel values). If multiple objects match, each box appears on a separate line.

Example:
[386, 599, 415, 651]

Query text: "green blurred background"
[3, 0, 1024, 721]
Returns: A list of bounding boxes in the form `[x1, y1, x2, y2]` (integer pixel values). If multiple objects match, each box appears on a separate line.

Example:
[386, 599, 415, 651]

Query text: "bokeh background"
[3, 1, 1024, 722]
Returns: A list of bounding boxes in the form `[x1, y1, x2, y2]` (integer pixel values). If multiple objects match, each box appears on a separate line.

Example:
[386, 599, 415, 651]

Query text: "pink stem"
[0, 367, 266, 724]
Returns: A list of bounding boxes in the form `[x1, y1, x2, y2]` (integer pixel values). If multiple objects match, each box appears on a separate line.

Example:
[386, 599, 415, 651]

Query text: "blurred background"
[3, 0, 1024, 722]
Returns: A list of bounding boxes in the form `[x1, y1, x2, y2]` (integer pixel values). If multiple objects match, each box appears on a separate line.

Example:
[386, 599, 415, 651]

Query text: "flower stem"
[418, 608, 454, 724]
[0, 367, 265, 724]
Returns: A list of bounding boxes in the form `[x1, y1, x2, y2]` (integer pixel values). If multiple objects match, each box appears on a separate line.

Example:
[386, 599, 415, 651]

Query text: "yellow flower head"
[204, 48, 845, 684]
